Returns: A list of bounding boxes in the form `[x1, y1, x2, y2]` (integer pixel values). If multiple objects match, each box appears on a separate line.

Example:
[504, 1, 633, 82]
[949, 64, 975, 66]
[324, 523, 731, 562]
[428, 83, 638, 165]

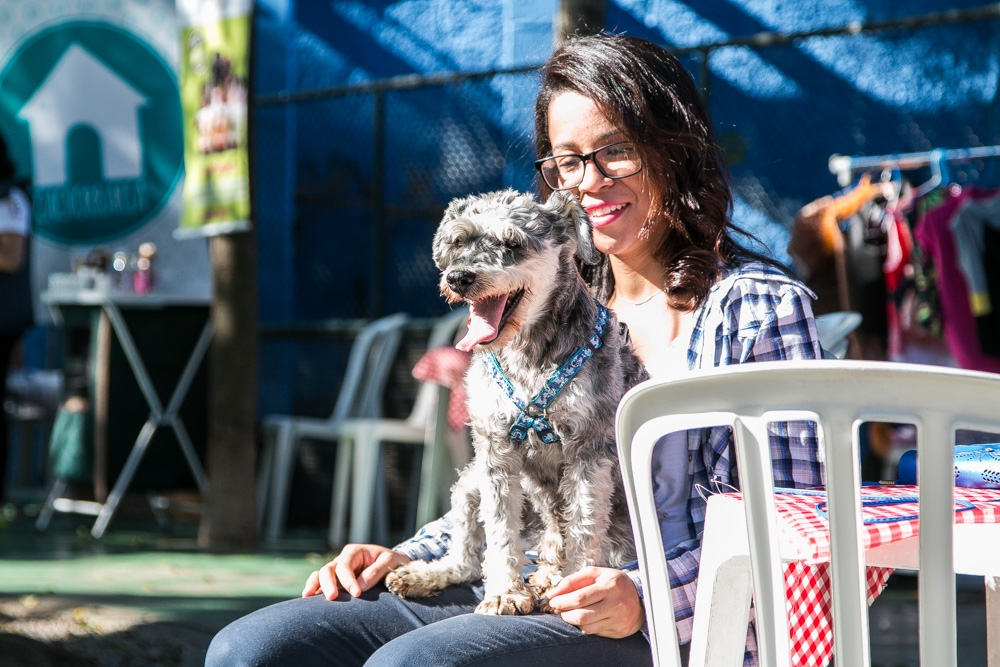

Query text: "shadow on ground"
[0, 501, 331, 666]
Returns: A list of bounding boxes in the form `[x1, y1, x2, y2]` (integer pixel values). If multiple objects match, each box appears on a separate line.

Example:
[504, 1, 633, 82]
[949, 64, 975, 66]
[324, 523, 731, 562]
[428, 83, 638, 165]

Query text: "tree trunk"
[556, 0, 606, 44]
[199, 230, 259, 548]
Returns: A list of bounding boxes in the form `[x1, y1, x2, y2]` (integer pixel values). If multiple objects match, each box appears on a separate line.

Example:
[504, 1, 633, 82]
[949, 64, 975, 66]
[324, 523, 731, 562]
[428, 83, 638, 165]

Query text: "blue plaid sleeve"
[392, 512, 453, 561]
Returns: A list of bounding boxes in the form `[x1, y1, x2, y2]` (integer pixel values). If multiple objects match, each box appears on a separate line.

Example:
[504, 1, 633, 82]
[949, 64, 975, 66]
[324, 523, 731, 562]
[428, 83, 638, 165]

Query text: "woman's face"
[546, 91, 657, 261]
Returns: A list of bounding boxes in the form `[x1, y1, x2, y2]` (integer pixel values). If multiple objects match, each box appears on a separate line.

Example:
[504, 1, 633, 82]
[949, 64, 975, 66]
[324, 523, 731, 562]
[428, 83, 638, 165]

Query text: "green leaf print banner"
[175, 0, 253, 238]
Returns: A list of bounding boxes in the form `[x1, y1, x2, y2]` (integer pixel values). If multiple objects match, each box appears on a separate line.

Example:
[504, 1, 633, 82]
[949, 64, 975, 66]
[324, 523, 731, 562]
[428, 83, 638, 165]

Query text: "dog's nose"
[446, 270, 476, 295]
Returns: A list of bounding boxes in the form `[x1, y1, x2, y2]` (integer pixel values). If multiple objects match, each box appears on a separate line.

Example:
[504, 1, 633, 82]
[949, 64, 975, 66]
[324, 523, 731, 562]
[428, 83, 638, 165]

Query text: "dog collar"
[484, 302, 610, 445]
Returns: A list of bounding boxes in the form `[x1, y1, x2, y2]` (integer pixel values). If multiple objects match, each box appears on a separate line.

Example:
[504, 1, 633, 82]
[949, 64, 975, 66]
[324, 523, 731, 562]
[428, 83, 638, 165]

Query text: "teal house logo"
[0, 22, 183, 245]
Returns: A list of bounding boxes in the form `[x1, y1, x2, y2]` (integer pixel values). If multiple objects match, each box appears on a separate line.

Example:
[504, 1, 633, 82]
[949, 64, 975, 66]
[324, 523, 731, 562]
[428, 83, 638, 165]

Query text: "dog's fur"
[385, 189, 647, 615]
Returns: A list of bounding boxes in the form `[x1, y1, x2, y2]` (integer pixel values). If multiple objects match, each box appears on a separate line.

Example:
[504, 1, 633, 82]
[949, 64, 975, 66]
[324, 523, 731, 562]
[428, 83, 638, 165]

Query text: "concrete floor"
[0, 500, 992, 667]
[0, 501, 330, 666]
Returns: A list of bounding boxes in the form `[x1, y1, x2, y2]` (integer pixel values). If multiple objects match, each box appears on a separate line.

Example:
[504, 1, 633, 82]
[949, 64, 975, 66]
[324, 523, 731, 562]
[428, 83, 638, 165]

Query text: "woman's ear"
[543, 190, 596, 263]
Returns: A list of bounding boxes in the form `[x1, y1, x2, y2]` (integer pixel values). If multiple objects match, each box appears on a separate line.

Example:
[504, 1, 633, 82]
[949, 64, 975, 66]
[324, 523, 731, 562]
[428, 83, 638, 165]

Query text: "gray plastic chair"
[331, 307, 469, 547]
[257, 312, 409, 542]
[814, 310, 862, 359]
[616, 360, 1000, 667]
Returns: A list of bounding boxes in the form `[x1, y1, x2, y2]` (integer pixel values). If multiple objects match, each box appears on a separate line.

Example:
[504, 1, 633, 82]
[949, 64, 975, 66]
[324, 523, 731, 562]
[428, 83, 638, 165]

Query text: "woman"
[207, 33, 823, 667]
[0, 132, 33, 505]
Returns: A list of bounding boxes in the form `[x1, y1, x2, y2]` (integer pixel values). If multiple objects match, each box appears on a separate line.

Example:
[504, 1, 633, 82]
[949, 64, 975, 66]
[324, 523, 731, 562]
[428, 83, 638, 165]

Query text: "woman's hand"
[545, 566, 645, 638]
[302, 544, 411, 600]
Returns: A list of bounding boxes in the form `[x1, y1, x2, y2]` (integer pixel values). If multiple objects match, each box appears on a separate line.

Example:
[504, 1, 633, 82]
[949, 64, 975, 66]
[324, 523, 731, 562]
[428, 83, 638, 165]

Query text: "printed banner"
[0, 1, 212, 322]
[175, 0, 253, 238]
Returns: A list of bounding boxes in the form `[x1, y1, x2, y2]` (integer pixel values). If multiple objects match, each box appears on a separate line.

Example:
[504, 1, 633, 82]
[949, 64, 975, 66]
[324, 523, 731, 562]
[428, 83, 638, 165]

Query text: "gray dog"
[385, 189, 647, 615]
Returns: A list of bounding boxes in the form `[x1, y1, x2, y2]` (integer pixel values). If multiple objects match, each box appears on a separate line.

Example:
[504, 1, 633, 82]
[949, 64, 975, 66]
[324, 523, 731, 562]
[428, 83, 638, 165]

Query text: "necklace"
[619, 289, 665, 306]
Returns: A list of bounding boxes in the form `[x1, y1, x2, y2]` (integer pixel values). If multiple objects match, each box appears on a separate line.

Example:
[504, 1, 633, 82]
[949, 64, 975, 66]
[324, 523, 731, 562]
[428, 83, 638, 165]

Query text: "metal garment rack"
[829, 145, 1000, 188]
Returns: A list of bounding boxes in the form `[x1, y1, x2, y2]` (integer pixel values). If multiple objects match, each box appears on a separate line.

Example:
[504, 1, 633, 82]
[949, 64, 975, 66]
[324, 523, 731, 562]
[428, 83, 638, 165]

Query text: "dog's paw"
[533, 591, 557, 614]
[474, 591, 535, 615]
[526, 583, 558, 615]
[527, 567, 563, 594]
[385, 565, 442, 599]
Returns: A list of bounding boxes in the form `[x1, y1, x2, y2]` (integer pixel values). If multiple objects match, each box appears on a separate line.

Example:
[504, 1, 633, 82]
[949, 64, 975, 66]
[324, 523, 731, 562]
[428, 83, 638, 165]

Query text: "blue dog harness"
[484, 302, 610, 445]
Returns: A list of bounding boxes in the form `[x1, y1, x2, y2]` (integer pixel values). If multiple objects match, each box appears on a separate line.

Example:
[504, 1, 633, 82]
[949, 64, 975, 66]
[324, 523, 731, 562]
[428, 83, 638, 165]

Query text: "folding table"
[38, 290, 212, 538]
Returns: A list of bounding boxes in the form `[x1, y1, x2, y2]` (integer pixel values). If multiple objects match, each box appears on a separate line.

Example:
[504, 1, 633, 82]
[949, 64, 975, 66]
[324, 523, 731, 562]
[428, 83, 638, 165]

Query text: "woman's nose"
[576, 159, 611, 193]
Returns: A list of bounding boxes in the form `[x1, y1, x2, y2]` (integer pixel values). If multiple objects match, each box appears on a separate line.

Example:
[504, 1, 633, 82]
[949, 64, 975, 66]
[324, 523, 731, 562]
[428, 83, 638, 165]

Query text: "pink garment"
[411, 346, 472, 430]
[914, 185, 1000, 373]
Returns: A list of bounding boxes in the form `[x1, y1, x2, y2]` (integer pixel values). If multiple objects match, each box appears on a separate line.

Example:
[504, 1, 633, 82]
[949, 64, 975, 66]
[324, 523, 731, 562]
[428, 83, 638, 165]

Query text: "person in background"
[206, 33, 824, 667]
[0, 132, 33, 504]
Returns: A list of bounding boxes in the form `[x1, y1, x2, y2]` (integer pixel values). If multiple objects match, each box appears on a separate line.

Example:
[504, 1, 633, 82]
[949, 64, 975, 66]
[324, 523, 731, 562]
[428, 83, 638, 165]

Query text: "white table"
[692, 485, 1000, 667]
[37, 289, 212, 538]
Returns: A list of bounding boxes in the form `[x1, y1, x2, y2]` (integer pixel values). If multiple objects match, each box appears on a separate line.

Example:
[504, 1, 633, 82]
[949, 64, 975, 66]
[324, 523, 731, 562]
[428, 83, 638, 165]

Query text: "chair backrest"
[404, 307, 469, 429]
[330, 312, 410, 422]
[616, 359, 1000, 667]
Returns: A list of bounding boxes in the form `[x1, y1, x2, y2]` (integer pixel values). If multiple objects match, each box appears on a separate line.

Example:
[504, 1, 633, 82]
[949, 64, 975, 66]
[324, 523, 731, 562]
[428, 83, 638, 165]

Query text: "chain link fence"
[254, 6, 1000, 531]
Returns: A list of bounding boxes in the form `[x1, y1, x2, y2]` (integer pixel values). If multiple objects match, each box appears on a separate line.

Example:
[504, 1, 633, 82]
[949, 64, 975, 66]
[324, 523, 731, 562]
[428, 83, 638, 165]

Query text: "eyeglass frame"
[534, 141, 643, 191]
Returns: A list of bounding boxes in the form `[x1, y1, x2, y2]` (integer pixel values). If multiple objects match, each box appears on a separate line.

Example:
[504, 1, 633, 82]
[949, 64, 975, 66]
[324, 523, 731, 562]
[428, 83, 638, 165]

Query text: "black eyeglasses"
[535, 141, 643, 191]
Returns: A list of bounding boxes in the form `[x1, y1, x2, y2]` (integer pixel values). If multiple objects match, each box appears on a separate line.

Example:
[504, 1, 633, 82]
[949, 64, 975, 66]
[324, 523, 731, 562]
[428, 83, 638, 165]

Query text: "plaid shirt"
[394, 261, 825, 664]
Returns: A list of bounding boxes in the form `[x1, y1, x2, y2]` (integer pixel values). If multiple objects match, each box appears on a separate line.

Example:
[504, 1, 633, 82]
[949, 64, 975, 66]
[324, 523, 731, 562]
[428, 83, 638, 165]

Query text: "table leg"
[102, 303, 164, 417]
[35, 477, 68, 532]
[988, 576, 1000, 667]
[690, 497, 755, 667]
[91, 418, 158, 538]
[89, 306, 212, 537]
[93, 310, 112, 502]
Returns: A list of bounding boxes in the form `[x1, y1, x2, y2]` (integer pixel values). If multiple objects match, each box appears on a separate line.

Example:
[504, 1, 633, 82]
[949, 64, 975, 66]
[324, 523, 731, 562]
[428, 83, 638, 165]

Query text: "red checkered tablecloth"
[720, 485, 1000, 667]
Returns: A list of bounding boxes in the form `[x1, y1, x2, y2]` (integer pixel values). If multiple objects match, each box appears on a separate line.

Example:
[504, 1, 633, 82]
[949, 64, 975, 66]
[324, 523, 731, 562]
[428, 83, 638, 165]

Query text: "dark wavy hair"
[535, 33, 778, 309]
[0, 131, 15, 183]
[0, 130, 28, 200]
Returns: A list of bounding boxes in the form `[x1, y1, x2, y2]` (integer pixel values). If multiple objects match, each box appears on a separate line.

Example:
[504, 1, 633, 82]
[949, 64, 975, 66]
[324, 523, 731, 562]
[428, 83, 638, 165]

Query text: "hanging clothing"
[948, 192, 1000, 356]
[914, 185, 1000, 373]
[788, 175, 886, 317]
[883, 204, 956, 366]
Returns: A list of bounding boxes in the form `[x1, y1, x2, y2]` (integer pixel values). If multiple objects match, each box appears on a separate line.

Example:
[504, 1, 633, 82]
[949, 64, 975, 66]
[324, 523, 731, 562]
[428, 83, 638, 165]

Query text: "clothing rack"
[829, 145, 1000, 187]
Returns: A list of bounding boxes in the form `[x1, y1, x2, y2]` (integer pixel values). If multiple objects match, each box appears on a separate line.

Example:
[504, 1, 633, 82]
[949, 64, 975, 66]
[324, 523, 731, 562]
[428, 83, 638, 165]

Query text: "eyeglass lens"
[538, 142, 641, 190]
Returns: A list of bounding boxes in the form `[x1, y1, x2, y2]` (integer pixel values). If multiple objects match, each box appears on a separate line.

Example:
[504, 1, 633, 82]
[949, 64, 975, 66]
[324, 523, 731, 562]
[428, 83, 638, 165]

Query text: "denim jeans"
[205, 582, 657, 667]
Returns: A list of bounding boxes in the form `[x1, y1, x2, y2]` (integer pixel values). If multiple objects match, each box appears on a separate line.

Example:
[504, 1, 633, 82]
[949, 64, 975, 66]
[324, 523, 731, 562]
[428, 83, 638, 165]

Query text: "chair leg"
[328, 430, 355, 548]
[372, 456, 390, 547]
[348, 421, 380, 545]
[416, 385, 451, 529]
[256, 428, 276, 533]
[263, 422, 296, 543]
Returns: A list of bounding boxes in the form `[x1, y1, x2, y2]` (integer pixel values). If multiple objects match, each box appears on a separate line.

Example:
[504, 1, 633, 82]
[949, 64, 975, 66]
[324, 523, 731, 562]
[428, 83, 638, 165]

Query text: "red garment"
[883, 209, 911, 360]
[411, 345, 472, 430]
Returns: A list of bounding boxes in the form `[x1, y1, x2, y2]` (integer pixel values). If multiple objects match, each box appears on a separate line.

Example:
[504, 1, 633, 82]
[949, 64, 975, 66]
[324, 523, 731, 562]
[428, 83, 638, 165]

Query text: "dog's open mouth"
[456, 288, 525, 351]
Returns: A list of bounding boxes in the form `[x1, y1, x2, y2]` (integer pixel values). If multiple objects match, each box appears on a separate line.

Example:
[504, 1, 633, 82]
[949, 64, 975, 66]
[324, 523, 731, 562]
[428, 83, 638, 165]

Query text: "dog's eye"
[450, 238, 465, 249]
[504, 238, 521, 250]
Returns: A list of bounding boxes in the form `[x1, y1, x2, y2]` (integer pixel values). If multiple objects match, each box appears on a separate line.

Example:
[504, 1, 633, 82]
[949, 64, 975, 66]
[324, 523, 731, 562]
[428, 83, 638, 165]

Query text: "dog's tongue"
[456, 294, 507, 351]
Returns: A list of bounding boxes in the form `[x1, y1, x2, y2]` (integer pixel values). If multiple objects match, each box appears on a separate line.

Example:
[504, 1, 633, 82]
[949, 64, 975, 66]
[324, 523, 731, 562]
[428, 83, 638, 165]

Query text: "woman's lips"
[586, 202, 627, 227]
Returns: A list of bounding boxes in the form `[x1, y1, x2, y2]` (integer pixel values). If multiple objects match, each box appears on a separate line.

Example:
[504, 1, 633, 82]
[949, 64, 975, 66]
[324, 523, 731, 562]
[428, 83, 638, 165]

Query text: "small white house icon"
[19, 43, 148, 187]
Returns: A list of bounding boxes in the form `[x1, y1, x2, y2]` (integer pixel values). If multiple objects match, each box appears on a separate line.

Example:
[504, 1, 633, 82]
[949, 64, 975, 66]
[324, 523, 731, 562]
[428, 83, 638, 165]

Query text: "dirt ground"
[0, 594, 218, 667]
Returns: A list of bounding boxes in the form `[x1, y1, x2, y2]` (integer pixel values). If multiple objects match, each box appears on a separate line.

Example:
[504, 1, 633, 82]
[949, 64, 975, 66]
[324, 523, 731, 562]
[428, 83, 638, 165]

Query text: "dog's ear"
[543, 190, 596, 264]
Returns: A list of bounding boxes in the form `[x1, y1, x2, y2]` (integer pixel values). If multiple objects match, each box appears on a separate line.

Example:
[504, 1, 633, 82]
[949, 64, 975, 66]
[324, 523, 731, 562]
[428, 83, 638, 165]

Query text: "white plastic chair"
[332, 307, 469, 547]
[257, 312, 409, 542]
[616, 359, 1000, 667]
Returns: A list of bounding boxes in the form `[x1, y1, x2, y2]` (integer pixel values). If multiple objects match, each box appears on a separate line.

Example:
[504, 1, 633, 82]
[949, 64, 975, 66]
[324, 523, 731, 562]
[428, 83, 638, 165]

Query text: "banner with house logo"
[175, 0, 253, 238]
[0, 1, 212, 322]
